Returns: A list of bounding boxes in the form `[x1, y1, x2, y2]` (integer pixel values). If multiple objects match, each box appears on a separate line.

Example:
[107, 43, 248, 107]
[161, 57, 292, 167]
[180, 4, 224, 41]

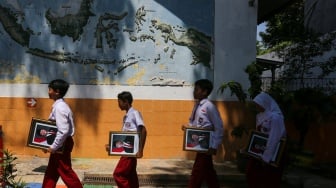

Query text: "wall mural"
[0, 0, 214, 86]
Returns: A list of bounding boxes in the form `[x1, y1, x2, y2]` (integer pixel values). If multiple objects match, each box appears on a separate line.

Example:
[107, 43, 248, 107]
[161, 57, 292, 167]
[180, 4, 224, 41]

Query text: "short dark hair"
[48, 79, 69, 98]
[195, 79, 213, 96]
[117, 91, 133, 104]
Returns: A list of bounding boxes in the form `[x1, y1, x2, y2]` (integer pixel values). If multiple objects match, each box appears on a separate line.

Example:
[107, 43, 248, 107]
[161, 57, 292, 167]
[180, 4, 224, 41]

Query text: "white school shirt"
[253, 92, 286, 162]
[122, 107, 145, 131]
[256, 113, 286, 162]
[48, 98, 75, 151]
[188, 98, 224, 149]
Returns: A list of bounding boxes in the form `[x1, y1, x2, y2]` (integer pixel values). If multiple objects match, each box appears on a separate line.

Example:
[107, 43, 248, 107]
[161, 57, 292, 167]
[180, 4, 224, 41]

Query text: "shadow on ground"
[32, 165, 47, 173]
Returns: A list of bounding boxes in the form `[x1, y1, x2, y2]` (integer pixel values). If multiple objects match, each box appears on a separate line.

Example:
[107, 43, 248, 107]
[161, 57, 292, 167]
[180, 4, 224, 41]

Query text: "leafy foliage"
[259, 0, 336, 82]
[260, 0, 306, 49]
[218, 62, 263, 102]
[244, 62, 263, 98]
[218, 81, 247, 102]
[0, 149, 26, 188]
[278, 32, 336, 83]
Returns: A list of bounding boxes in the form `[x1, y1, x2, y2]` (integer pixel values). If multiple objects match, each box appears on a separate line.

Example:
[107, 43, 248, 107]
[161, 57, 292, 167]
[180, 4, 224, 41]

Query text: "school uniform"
[188, 98, 224, 188]
[113, 107, 144, 188]
[42, 98, 82, 188]
[246, 92, 287, 188]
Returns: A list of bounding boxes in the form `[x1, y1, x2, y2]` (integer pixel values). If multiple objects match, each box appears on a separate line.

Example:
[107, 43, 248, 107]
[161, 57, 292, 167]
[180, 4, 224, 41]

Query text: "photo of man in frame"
[110, 134, 137, 154]
[33, 124, 57, 147]
[186, 129, 210, 150]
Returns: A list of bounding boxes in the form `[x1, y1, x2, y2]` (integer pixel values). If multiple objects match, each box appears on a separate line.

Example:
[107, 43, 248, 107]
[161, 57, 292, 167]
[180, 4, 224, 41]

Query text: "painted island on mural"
[0, 0, 214, 86]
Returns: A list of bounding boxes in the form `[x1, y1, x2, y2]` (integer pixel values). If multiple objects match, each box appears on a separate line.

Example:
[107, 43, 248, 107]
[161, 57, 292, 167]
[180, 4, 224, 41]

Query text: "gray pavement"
[12, 155, 336, 188]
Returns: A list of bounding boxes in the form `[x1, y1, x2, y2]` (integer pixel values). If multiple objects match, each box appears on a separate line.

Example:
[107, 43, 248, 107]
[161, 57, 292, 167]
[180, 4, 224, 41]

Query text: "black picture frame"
[183, 126, 212, 153]
[244, 130, 286, 166]
[108, 131, 140, 157]
[27, 118, 63, 153]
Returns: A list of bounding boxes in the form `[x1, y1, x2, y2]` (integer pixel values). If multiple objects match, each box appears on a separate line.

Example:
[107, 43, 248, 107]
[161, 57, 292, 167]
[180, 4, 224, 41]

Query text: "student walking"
[42, 79, 83, 188]
[246, 92, 287, 188]
[113, 91, 147, 188]
[183, 79, 224, 188]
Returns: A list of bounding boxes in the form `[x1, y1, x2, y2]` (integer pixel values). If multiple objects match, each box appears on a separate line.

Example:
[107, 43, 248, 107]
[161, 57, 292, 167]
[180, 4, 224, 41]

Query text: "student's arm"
[137, 125, 147, 158]
[262, 114, 285, 163]
[207, 104, 224, 155]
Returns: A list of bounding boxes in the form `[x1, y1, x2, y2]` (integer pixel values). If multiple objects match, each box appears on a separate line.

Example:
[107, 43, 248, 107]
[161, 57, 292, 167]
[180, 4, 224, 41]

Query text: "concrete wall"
[0, 98, 256, 161]
[214, 0, 257, 99]
[305, 0, 336, 34]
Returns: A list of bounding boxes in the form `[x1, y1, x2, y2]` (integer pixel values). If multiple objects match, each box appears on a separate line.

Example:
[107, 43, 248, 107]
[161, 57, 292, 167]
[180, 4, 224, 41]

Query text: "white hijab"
[253, 92, 286, 162]
[253, 92, 284, 126]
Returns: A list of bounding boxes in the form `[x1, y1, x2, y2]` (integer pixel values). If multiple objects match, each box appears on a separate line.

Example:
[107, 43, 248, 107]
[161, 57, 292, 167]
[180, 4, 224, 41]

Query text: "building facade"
[0, 0, 268, 161]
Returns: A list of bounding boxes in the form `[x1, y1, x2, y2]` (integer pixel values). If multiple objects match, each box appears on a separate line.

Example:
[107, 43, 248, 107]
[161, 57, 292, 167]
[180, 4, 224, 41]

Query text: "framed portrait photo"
[27, 118, 63, 152]
[108, 131, 140, 157]
[244, 130, 286, 166]
[183, 126, 212, 153]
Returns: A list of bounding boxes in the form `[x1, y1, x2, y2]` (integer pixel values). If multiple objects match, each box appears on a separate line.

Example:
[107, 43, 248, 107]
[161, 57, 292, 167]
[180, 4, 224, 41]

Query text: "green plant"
[0, 149, 26, 188]
[218, 62, 263, 103]
[244, 62, 263, 99]
[218, 62, 263, 138]
[218, 81, 247, 102]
